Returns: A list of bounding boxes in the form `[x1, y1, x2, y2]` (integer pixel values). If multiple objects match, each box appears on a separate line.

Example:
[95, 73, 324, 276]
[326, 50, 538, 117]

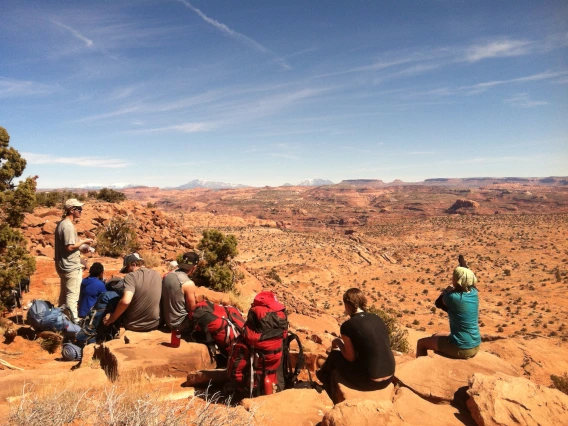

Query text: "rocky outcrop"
[396, 352, 519, 403]
[95, 330, 215, 381]
[447, 199, 480, 214]
[466, 373, 568, 426]
[21, 201, 199, 261]
[241, 388, 333, 426]
[321, 399, 403, 426]
[392, 387, 472, 426]
[331, 369, 395, 404]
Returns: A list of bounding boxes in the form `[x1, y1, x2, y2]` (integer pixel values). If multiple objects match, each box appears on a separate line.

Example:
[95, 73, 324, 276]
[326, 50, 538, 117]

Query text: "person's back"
[78, 276, 106, 317]
[123, 267, 162, 331]
[162, 270, 192, 330]
[341, 312, 395, 379]
[444, 287, 480, 349]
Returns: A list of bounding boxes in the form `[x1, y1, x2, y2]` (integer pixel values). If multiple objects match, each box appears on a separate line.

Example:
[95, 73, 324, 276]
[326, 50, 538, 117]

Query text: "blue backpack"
[27, 300, 65, 332]
[75, 290, 121, 345]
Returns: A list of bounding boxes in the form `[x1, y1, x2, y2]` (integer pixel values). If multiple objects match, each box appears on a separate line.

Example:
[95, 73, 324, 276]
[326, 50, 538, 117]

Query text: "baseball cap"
[182, 252, 200, 266]
[120, 252, 144, 273]
[64, 199, 84, 209]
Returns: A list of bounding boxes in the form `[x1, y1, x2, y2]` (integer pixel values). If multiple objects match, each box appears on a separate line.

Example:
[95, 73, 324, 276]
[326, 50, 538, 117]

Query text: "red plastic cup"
[170, 329, 181, 348]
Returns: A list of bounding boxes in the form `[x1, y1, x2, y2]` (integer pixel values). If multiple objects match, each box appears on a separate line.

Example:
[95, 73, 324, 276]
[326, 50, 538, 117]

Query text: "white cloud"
[504, 93, 548, 108]
[52, 20, 94, 48]
[23, 153, 130, 168]
[0, 77, 58, 98]
[136, 122, 214, 133]
[464, 39, 532, 62]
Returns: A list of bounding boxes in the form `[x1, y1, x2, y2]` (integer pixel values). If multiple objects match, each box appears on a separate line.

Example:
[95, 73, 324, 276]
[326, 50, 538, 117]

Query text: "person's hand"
[103, 314, 113, 326]
[331, 337, 342, 349]
[81, 238, 93, 245]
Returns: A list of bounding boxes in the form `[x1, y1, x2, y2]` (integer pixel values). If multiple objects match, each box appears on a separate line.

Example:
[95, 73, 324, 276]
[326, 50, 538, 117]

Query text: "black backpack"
[282, 332, 322, 392]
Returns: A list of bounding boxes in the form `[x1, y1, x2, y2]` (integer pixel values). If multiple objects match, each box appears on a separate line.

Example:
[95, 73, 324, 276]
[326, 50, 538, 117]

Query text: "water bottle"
[170, 329, 181, 348]
[263, 375, 274, 395]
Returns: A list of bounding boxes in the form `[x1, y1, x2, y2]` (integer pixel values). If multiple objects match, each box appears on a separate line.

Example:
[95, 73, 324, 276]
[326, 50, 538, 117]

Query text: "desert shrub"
[194, 229, 239, 292]
[198, 263, 234, 292]
[551, 372, 568, 395]
[139, 250, 161, 268]
[367, 305, 410, 353]
[96, 216, 139, 257]
[268, 268, 282, 283]
[7, 384, 256, 426]
[36, 190, 86, 208]
[95, 187, 127, 203]
[0, 126, 37, 311]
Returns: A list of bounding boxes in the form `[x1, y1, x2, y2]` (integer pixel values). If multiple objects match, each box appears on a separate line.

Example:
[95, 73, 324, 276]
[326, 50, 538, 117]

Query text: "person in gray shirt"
[54, 199, 93, 321]
[162, 252, 199, 332]
[103, 253, 162, 332]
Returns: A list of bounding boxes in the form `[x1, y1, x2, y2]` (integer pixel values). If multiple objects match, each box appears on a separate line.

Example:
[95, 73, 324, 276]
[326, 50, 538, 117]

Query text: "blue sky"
[1, 1, 567, 188]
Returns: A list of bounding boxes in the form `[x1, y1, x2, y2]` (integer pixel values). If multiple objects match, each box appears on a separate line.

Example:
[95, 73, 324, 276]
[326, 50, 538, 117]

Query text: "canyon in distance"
[2, 176, 568, 424]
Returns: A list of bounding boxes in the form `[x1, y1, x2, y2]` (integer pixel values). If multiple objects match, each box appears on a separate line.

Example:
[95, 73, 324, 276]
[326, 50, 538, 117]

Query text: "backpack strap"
[283, 332, 304, 388]
[223, 305, 243, 334]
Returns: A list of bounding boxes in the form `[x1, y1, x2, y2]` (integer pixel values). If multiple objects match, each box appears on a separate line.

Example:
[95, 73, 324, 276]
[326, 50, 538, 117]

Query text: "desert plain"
[1, 177, 568, 424]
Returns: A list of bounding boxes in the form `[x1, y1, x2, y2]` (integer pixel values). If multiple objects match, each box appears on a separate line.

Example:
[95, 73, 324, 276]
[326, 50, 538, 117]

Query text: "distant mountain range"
[283, 178, 334, 187]
[46, 176, 568, 191]
[76, 183, 142, 190]
[172, 179, 249, 190]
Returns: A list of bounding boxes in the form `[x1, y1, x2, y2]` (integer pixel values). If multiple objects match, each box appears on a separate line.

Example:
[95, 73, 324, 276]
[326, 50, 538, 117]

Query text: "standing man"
[161, 252, 199, 333]
[103, 253, 162, 331]
[55, 198, 93, 322]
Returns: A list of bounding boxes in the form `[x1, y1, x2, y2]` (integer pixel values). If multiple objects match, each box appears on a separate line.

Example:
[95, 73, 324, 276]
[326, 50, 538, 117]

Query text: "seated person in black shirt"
[316, 288, 395, 397]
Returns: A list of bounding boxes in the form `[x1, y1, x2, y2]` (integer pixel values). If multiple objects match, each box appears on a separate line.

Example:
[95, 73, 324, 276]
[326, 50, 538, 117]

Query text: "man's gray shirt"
[162, 271, 192, 329]
[54, 218, 80, 273]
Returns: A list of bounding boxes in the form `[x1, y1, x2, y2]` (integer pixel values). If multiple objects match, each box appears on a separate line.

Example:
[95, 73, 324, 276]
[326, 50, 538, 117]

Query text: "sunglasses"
[74, 207, 83, 212]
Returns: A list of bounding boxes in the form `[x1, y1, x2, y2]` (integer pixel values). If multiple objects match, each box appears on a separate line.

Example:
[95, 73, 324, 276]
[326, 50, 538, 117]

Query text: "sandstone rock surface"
[396, 351, 518, 403]
[96, 330, 215, 380]
[466, 372, 568, 426]
[331, 369, 395, 404]
[392, 387, 474, 426]
[321, 399, 403, 426]
[241, 388, 333, 426]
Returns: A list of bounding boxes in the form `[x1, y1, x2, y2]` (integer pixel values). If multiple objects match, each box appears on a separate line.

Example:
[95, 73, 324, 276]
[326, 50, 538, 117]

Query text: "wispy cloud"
[175, 0, 290, 69]
[0, 77, 58, 98]
[269, 153, 299, 160]
[504, 93, 548, 108]
[52, 20, 94, 48]
[23, 153, 130, 168]
[77, 106, 141, 122]
[462, 70, 568, 94]
[135, 122, 214, 133]
[464, 39, 532, 62]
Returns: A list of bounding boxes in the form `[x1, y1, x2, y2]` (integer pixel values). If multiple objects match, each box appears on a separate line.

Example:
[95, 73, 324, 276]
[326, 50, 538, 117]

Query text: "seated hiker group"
[33, 199, 481, 400]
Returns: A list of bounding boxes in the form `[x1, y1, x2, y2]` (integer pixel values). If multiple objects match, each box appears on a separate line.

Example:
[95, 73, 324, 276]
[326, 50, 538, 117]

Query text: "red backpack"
[228, 291, 288, 397]
[190, 300, 245, 363]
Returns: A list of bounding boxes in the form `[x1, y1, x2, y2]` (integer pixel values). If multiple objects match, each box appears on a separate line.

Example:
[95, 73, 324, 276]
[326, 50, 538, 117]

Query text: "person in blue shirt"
[416, 263, 481, 359]
[78, 262, 106, 318]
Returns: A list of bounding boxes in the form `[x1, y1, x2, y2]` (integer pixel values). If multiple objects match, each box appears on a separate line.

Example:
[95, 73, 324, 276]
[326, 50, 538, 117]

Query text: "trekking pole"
[249, 351, 255, 399]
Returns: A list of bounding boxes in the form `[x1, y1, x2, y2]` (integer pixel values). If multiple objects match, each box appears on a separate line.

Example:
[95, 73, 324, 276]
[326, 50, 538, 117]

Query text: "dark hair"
[343, 288, 367, 312]
[89, 262, 104, 277]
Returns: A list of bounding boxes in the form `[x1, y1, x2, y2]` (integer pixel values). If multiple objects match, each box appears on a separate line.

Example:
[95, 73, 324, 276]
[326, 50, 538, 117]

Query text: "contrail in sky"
[52, 20, 94, 48]
[175, 0, 290, 69]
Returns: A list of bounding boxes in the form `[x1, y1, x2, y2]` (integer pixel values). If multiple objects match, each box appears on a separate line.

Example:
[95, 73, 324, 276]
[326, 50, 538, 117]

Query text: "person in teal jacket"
[416, 264, 481, 359]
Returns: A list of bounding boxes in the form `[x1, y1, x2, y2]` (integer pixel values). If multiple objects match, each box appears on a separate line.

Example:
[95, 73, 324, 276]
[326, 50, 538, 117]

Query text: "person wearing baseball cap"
[54, 198, 93, 322]
[103, 252, 162, 332]
[161, 252, 200, 334]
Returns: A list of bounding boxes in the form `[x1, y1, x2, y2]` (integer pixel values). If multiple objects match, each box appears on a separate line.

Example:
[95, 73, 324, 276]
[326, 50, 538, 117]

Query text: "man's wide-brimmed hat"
[64, 199, 84, 210]
[120, 252, 144, 273]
